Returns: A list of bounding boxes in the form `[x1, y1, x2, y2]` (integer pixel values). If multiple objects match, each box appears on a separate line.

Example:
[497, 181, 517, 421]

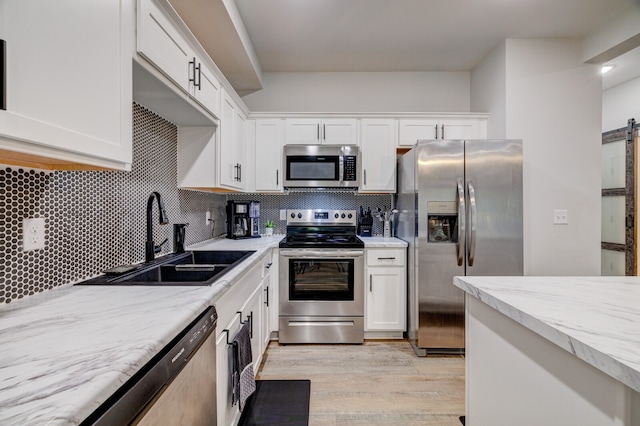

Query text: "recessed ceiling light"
[601, 64, 616, 74]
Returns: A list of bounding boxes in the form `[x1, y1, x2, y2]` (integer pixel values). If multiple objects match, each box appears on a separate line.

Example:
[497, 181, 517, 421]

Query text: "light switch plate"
[23, 218, 46, 251]
[553, 210, 568, 225]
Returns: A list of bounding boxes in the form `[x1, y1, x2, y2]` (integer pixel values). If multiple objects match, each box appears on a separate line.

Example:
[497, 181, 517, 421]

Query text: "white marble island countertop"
[0, 236, 282, 425]
[454, 276, 640, 393]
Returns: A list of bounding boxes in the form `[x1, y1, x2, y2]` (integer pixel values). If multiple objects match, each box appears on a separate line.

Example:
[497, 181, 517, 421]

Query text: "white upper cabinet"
[219, 90, 246, 190]
[0, 0, 133, 170]
[137, 0, 221, 118]
[254, 119, 284, 192]
[192, 62, 222, 118]
[397, 117, 487, 146]
[359, 119, 397, 193]
[285, 118, 358, 145]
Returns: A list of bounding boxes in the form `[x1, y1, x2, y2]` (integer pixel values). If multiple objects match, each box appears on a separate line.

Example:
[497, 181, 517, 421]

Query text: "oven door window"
[288, 258, 354, 301]
[286, 155, 339, 181]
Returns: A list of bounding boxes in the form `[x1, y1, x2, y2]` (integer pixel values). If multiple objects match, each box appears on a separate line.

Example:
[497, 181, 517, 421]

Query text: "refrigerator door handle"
[467, 180, 477, 266]
[456, 179, 466, 266]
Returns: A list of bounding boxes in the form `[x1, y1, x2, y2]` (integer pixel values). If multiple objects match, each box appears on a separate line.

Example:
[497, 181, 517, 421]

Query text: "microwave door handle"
[467, 180, 477, 267]
[456, 179, 465, 266]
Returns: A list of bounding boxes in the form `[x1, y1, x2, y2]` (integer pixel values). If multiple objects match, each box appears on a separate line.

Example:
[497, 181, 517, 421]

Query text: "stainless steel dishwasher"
[82, 306, 217, 426]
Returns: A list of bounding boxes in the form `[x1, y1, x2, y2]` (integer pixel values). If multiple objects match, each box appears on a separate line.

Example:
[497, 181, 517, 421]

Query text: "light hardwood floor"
[255, 340, 465, 426]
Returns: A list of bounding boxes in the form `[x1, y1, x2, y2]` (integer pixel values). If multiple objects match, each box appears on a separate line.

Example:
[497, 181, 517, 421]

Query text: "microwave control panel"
[343, 156, 357, 181]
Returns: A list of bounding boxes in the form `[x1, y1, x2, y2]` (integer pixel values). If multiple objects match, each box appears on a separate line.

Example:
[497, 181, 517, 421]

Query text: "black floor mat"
[238, 380, 311, 426]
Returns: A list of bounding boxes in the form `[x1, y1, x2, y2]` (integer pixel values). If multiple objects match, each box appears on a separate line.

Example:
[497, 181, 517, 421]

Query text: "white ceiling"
[173, 0, 640, 93]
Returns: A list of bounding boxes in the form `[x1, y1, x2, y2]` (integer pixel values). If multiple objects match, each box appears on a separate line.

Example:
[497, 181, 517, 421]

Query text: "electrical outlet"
[206, 211, 211, 225]
[280, 209, 287, 220]
[553, 210, 568, 225]
[23, 218, 46, 251]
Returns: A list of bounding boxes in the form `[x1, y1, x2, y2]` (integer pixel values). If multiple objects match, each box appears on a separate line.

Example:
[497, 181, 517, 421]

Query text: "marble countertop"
[0, 236, 282, 425]
[454, 276, 640, 393]
[360, 237, 408, 247]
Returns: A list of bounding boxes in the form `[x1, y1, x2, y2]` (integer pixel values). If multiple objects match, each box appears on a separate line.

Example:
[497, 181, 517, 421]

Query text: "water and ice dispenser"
[427, 202, 458, 243]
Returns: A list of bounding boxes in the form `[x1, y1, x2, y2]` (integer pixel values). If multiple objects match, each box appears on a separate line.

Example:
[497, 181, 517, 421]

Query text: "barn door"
[601, 118, 637, 275]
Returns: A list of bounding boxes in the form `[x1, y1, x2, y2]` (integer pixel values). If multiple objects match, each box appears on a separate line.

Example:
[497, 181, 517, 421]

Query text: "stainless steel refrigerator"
[397, 139, 523, 356]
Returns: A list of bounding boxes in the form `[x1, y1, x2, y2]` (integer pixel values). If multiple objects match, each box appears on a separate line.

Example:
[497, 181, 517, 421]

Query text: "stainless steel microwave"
[283, 145, 360, 189]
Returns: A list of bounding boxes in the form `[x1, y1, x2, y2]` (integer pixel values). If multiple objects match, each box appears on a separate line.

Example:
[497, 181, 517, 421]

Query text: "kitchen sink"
[76, 250, 256, 286]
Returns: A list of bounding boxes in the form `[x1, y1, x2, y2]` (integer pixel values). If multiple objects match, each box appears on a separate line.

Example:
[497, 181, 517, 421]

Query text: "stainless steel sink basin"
[76, 250, 256, 286]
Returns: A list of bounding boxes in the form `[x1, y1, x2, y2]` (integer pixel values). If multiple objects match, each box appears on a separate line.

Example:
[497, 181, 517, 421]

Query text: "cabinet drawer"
[366, 249, 405, 266]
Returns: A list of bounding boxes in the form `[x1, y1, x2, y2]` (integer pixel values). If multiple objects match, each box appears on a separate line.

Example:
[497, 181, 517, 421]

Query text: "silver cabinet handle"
[369, 274, 372, 292]
[264, 286, 269, 307]
[441, 124, 444, 139]
[276, 169, 279, 186]
[457, 179, 465, 266]
[323, 124, 326, 141]
[364, 169, 367, 185]
[317, 123, 320, 140]
[467, 180, 477, 267]
[377, 257, 396, 260]
[435, 124, 438, 139]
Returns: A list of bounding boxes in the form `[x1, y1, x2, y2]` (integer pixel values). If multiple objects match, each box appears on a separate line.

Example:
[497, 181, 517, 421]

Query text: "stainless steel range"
[279, 209, 365, 344]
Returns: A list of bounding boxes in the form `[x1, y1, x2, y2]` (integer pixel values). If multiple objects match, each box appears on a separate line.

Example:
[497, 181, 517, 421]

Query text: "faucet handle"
[154, 238, 168, 254]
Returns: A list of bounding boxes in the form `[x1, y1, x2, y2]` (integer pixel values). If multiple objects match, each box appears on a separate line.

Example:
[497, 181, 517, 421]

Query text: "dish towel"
[232, 321, 256, 411]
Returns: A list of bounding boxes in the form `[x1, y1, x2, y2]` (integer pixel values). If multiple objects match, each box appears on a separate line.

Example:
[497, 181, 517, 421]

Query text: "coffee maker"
[226, 200, 261, 239]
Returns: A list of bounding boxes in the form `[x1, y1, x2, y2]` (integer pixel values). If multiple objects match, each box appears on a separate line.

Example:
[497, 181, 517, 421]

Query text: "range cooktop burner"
[279, 209, 364, 249]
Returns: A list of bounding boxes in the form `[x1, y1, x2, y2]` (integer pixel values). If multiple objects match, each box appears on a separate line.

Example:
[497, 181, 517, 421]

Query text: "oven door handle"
[279, 250, 364, 258]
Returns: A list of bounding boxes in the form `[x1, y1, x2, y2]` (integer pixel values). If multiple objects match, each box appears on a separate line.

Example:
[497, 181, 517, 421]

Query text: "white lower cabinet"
[213, 249, 271, 426]
[261, 252, 275, 350]
[365, 248, 406, 334]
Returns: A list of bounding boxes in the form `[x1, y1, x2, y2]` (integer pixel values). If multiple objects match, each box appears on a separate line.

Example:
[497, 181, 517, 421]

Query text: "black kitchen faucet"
[145, 192, 169, 262]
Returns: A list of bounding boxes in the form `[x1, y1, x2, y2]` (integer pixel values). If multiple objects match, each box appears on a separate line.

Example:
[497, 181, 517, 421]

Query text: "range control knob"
[348, 213, 353, 219]
[297, 213, 302, 219]
[334, 213, 339, 218]
[341, 213, 346, 218]
[290, 213, 296, 219]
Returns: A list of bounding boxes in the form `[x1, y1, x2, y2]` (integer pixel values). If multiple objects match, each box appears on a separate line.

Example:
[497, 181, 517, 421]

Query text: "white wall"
[241, 72, 470, 112]
[602, 75, 640, 131]
[471, 39, 602, 275]
[470, 41, 506, 139]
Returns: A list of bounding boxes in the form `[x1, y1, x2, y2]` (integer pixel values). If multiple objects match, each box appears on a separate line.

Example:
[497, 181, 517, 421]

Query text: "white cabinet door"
[360, 119, 396, 193]
[190, 61, 221, 118]
[138, 0, 192, 92]
[0, 0, 132, 171]
[261, 276, 272, 352]
[255, 119, 284, 192]
[220, 91, 240, 189]
[365, 267, 406, 331]
[234, 109, 247, 190]
[216, 312, 242, 426]
[284, 119, 322, 144]
[397, 119, 439, 146]
[322, 119, 358, 145]
[285, 118, 358, 145]
[241, 285, 263, 370]
[438, 118, 481, 140]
